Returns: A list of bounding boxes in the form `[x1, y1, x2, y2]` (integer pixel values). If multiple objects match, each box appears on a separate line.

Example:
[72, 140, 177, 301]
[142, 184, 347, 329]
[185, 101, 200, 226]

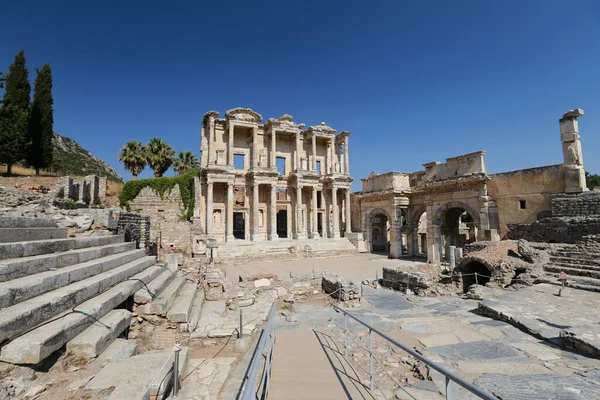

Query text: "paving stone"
[418, 333, 461, 347]
[98, 338, 137, 362]
[428, 341, 528, 362]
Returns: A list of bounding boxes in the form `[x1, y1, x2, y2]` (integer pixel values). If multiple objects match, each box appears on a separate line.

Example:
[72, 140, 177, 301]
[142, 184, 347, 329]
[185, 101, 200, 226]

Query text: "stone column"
[329, 138, 335, 173]
[312, 187, 319, 238]
[206, 181, 214, 236]
[332, 186, 340, 238]
[448, 245, 456, 269]
[295, 132, 301, 171]
[228, 123, 234, 166]
[251, 182, 260, 241]
[269, 184, 278, 241]
[226, 183, 234, 242]
[344, 136, 350, 175]
[312, 134, 317, 171]
[252, 126, 258, 169]
[344, 189, 352, 234]
[560, 108, 587, 193]
[271, 129, 277, 169]
[296, 185, 305, 239]
[207, 116, 215, 165]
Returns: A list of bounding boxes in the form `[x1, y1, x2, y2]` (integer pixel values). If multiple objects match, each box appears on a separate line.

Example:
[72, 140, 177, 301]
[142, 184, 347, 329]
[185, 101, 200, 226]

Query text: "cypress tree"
[28, 63, 54, 175]
[0, 50, 30, 175]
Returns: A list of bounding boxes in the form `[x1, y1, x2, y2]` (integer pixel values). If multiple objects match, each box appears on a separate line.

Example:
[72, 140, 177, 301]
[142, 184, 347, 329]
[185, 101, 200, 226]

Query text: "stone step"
[547, 277, 600, 293]
[67, 309, 132, 359]
[86, 346, 188, 399]
[548, 260, 600, 273]
[167, 281, 198, 323]
[0, 234, 124, 260]
[550, 250, 600, 260]
[133, 263, 175, 304]
[180, 288, 204, 332]
[141, 277, 186, 316]
[98, 338, 138, 363]
[0, 227, 68, 243]
[0, 249, 147, 308]
[0, 241, 136, 282]
[549, 255, 600, 267]
[544, 265, 600, 280]
[0, 256, 156, 343]
[0, 216, 58, 228]
[0, 263, 163, 364]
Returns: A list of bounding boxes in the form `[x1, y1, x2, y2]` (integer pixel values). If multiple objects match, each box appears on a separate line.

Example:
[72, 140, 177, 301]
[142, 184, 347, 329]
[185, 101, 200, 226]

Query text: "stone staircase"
[217, 237, 358, 263]
[543, 245, 600, 292]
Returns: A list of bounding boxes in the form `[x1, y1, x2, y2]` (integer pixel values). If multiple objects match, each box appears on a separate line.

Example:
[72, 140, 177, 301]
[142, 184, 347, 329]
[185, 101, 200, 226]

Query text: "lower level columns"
[295, 186, 306, 239]
[269, 185, 278, 241]
[312, 187, 319, 239]
[251, 183, 260, 241]
[344, 189, 351, 235]
[206, 181, 213, 236]
[331, 187, 340, 239]
[226, 183, 234, 242]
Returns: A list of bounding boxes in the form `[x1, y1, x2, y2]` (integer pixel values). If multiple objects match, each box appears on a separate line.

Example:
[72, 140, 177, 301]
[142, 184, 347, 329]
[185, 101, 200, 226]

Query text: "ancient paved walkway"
[269, 324, 375, 399]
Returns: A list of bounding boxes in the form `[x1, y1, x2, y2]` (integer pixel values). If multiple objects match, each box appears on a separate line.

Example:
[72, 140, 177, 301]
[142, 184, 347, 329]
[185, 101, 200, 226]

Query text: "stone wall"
[321, 276, 361, 302]
[381, 267, 431, 293]
[52, 175, 107, 206]
[551, 191, 600, 217]
[115, 211, 151, 252]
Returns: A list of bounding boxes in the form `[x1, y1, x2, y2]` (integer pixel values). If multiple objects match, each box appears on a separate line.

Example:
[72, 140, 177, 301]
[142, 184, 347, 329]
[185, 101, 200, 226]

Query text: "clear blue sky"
[1, 1, 599, 189]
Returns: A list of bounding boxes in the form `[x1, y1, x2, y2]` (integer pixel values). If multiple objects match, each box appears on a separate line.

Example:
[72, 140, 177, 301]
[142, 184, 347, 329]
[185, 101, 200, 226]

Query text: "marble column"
[295, 132, 301, 171]
[312, 186, 319, 238]
[226, 183, 234, 242]
[251, 182, 260, 241]
[228, 123, 234, 166]
[206, 181, 213, 236]
[269, 184, 278, 241]
[271, 129, 277, 169]
[312, 135, 317, 172]
[296, 185, 305, 239]
[330, 137, 336, 173]
[252, 126, 258, 169]
[332, 186, 340, 238]
[344, 136, 350, 175]
[207, 117, 215, 164]
[344, 188, 351, 234]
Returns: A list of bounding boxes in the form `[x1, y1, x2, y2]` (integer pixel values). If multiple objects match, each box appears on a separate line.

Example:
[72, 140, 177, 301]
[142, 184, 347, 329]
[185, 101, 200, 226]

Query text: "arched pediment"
[225, 107, 263, 123]
[432, 201, 480, 226]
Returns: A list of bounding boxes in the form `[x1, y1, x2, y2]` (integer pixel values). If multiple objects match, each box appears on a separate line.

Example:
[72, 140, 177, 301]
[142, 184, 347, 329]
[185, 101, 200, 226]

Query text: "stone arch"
[433, 201, 480, 227]
[408, 206, 427, 257]
[369, 207, 392, 222]
[456, 257, 493, 292]
[367, 208, 392, 255]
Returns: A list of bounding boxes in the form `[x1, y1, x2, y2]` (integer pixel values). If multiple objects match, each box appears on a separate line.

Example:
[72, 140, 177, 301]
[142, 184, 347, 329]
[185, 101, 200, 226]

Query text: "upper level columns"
[311, 134, 317, 171]
[295, 132, 301, 171]
[344, 136, 350, 175]
[206, 181, 214, 235]
[228, 123, 234, 166]
[329, 138, 335, 173]
[252, 126, 258, 169]
[270, 129, 277, 169]
[207, 115, 216, 165]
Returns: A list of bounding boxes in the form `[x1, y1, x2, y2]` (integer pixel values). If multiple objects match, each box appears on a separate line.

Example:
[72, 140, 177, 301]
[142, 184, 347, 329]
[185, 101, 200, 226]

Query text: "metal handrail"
[240, 301, 278, 400]
[331, 303, 499, 400]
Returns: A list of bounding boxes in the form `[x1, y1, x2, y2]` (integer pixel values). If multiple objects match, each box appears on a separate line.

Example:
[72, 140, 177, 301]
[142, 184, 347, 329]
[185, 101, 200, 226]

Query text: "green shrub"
[119, 169, 199, 221]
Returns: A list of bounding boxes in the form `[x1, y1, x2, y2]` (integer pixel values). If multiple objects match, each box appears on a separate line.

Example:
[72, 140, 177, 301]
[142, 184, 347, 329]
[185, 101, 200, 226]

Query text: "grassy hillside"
[51, 134, 124, 182]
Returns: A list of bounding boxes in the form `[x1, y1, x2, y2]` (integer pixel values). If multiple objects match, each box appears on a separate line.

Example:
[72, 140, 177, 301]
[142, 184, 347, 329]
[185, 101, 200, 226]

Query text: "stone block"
[133, 263, 174, 304]
[67, 309, 132, 358]
[167, 281, 198, 323]
[98, 338, 138, 362]
[0, 227, 68, 243]
[145, 277, 185, 316]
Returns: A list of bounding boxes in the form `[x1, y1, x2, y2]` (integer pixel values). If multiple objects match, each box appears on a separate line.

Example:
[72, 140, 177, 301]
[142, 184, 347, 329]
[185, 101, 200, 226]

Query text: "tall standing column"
[330, 137, 336, 173]
[312, 186, 319, 238]
[296, 185, 305, 239]
[270, 129, 277, 169]
[228, 123, 234, 166]
[226, 183, 234, 242]
[207, 116, 216, 165]
[312, 135, 317, 172]
[295, 132, 301, 171]
[345, 189, 352, 234]
[252, 126, 258, 169]
[206, 181, 214, 236]
[332, 186, 340, 238]
[344, 136, 350, 175]
[252, 182, 260, 241]
[251, 182, 260, 241]
[269, 184, 278, 240]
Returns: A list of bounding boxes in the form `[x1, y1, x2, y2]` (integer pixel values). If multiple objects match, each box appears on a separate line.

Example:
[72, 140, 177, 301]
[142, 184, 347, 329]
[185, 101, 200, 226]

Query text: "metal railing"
[240, 301, 278, 400]
[330, 303, 499, 400]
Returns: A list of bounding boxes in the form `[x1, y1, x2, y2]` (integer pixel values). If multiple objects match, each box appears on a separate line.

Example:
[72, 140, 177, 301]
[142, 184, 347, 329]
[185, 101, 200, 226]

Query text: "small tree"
[118, 140, 147, 180]
[27, 63, 54, 175]
[586, 171, 600, 190]
[0, 50, 30, 175]
[173, 150, 199, 175]
[146, 137, 174, 177]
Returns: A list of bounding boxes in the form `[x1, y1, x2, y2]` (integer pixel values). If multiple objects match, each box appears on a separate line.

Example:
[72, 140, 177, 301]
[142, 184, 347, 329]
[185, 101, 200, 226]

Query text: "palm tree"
[118, 140, 146, 180]
[173, 150, 199, 175]
[146, 137, 175, 177]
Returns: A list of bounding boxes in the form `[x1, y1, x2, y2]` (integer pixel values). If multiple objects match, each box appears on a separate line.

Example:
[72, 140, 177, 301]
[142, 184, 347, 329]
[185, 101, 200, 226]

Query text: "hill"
[51, 134, 124, 182]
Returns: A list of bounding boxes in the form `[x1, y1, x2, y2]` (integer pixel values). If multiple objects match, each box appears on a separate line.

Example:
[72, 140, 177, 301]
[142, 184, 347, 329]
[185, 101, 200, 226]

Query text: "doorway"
[317, 212, 323, 237]
[233, 212, 245, 239]
[277, 210, 288, 238]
